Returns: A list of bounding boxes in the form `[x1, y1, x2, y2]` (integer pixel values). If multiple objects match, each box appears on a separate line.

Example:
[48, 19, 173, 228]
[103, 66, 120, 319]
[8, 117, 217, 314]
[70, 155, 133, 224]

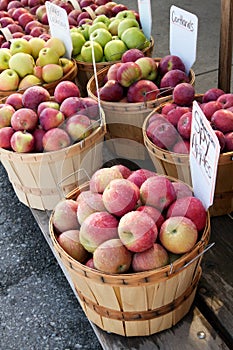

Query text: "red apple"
[106, 62, 123, 80]
[202, 100, 222, 121]
[37, 101, 60, 116]
[52, 199, 79, 233]
[10, 130, 35, 153]
[0, 126, 14, 149]
[127, 168, 156, 188]
[160, 69, 189, 90]
[172, 82, 195, 106]
[57, 229, 88, 262]
[65, 114, 92, 141]
[202, 87, 225, 103]
[85, 257, 95, 269]
[166, 106, 191, 127]
[172, 182, 193, 199]
[224, 132, 233, 151]
[121, 48, 144, 63]
[211, 109, 233, 133]
[42, 128, 71, 152]
[22, 86, 51, 111]
[59, 96, 84, 118]
[161, 102, 177, 115]
[54, 81, 80, 104]
[110, 164, 132, 178]
[217, 93, 233, 109]
[132, 243, 169, 272]
[89, 167, 123, 193]
[112, 4, 128, 16]
[136, 205, 164, 230]
[127, 80, 159, 103]
[159, 216, 198, 254]
[214, 130, 226, 152]
[158, 55, 186, 76]
[147, 119, 178, 149]
[116, 61, 142, 87]
[77, 190, 105, 225]
[177, 111, 192, 140]
[11, 108, 38, 131]
[5, 92, 23, 110]
[18, 12, 34, 28]
[99, 79, 124, 102]
[32, 127, 46, 152]
[172, 139, 190, 154]
[39, 108, 65, 131]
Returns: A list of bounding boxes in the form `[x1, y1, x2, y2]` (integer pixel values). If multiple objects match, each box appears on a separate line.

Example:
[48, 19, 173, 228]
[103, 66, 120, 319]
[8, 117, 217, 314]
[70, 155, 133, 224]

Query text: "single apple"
[172, 139, 190, 154]
[121, 48, 144, 63]
[54, 80, 80, 104]
[9, 52, 35, 78]
[135, 57, 158, 80]
[37, 47, 60, 66]
[0, 103, 15, 128]
[37, 101, 60, 116]
[160, 69, 190, 90]
[217, 93, 233, 109]
[89, 167, 123, 193]
[115, 10, 136, 20]
[121, 27, 150, 50]
[10, 37, 32, 55]
[10, 130, 35, 153]
[158, 54, 186, 76]
[0, 126, 14, 149]
[108, 18, 120, 36]
[211, 109, 233, 133]
[32, 127, 46, 152]
[132, 243, 169, 272]
[70, 31, 86, 56]
[146, 119, 178, 149]
[202, 87, 225, 103]
[117, 18, 139, 38]
[52, 199, 79, 233]
[202, 100, 222, 121]
[39, 107, 65, 131]
[116, 61, 142, 87]
[42, 128, 71, 152]
[57, 229, 89, 262]
[77, 190, 105, 225]
[41, 63, 63, 83]
[0, 68, 19, 91]
[11, 107, 38, 131]
[65, 114, 92, 141]
[177, 111, 193, 140]
[81, 40, 103, 62]
[22, 85, 50, 111]
[44, 37, 66, 57]
[166, 106, 191, 127]
[214, 130, 226, 152]
[224, 132, 233, 151]
[98, 79, 124, 102]
[28, 36, 45, 59]
[172, 82, 195, 106]
[89, 28, 112, 48]
[5, 92, 23, 109]
[127, 79, 159, 103]
[93, 14, 111, 27]
[0, 48, 11, 70]
[18, 74, 42, 90]
[106, 62, 123, 80]
[59, 96, 84, 118]
[59, 57, 74, 75]
[110, 164, 132, 178]
[104, 39, 127, 61]
[127, 168, 156, 188]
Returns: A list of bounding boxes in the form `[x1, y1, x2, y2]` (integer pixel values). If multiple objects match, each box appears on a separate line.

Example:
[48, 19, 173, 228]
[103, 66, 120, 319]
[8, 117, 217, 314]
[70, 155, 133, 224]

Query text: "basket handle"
[169, 242, 215, 275]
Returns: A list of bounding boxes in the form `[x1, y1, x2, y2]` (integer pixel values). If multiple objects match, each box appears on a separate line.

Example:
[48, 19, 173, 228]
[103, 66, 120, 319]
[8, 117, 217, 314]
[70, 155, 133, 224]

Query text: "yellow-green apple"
[59, 96, 84, 118]
[32, 127, 46, 152]
[9, 52, 35, 78]
[22, 85, 50, 111]
[225, 131, 233, 151]
[89, 166, 123, 193]
[118, 211, 158, 253]
[110, 164, 132, 178]
[159, 216, 198, 254]
[140, 175, 176, 212]
[172, 82, 195, 106]
[0, 68, 19, 90]
[98, 79, 124, 102]
[11, 108, 38, 131]
[52, 199, 79, 233]
[10, 130, 35, 153]
[41, 63, 63, 83]
[90, 28, 112, 48]
[0, 126, 14, 149]
[70, 31, 86, 56]
[81, 40, 103, 62]
[115, 9, 136, 20]
[211, 108, 233, 133]
[214, 130, 226, 152]
[77, 190, 105, 225]
[132, 243, 169, 272]
[121, 27, 149, 50]
[93, 238, 132, 273]
[108, 18, 120, 36]
[146, 118, 178, 149]
[57, 229, 89, 262]
[104, 39, 127, 61]
[177, 111, 192, 139]
[117, 18, 139, 38]
[93, 14, 110, 27]
[158, 55, 186, 76]
[127, 168, 156, 188]
[59, 57, 74, 75]
[42, 128, 71, 152]
[202, 87, 225, 103]
[37, 47, 60, 66]
[136, 205, 164, 230]
[107, 62, 123, 80]
[65, 114, 92, 141]
[0, 48, 11, 69]
[127, 79, 159, 102]
[0, 104, 15, 128]
[160, 69, 189, 89]
[172, 139, 190, 154]
[88, 22, 108, 36]
[39, 107, 65, 130]
[44, 37, 66, 57]
[135, 57, 158, 80]
[116, 61, 142, 87]
[121, 48, 144, 63]
[166, 196, 207, 231]
[73, 24, 90, 41]
[54, 81, 80, 104]
[102, 178, 140, 216]
[37, 101, 60, 116]
[5, 92, 23, 110]
[202, 101, 222, 121]
[28, 36, 45, 59]
[172, 182, 193, 199]
[18, 74, 42, 90]
[10, 37, 32, 55]
[79, 211, 119, 253]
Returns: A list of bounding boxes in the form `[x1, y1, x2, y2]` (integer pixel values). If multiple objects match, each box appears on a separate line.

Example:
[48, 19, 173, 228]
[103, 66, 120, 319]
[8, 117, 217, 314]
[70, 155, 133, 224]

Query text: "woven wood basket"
[0, 112, 106, 210]
[86, 61, 195, 160]
[142, 95, 233, 217]
[49, 178, 210, 337]
[75, 37, 155, 97]
[0, 59, 78, 98]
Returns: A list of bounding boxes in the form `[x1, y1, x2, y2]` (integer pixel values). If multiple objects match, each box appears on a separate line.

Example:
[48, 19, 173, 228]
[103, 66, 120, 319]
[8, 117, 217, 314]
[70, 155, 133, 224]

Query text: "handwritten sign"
[190, 101, 220, 209]
[138, 0, 152, 40]
[170, 6, 198, 73]
[45, 1, 72, 59]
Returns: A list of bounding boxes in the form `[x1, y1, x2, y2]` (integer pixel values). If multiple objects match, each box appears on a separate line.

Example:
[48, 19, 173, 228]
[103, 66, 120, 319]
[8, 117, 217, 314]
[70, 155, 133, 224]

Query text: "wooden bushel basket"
[49, 179, 211, 337]
[75, 37, 155, 97]
[87, 61, 195, 160]
[142, 95, 233, 217]
[0, 110, 106, 210]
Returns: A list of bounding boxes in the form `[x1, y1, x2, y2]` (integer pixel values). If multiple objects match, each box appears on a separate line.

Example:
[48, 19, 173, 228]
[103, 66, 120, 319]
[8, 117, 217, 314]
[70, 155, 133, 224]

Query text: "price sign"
[45, 1, 72, 59]
[170, 6, 198, 73]
[190, 101, 220, 209]
[138, 0, 152, 40]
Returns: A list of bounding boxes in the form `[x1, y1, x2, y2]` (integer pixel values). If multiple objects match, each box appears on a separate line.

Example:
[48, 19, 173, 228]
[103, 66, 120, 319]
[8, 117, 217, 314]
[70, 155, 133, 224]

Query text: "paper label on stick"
[170, 6, 198, 73]
[45, 1, 72, 59]
[138, 0, 152, 40]
[190, 101, 220, 209]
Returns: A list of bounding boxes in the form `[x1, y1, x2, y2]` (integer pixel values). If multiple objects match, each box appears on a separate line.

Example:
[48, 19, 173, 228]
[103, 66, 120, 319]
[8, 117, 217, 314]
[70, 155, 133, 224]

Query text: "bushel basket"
[49, 178, 210, 337]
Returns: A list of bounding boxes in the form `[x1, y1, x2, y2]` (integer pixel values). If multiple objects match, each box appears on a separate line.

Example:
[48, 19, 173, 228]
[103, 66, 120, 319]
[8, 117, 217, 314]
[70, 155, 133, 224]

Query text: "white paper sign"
[45, 1, 72, 59]
[190, 101, 220, 209]
[137, 0, 152, 40]
[170, 6, 198, 73]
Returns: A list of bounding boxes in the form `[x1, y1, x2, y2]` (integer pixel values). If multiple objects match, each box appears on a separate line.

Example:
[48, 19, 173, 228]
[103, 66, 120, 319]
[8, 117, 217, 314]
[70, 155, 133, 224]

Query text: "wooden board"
[31, 208, 231, 350]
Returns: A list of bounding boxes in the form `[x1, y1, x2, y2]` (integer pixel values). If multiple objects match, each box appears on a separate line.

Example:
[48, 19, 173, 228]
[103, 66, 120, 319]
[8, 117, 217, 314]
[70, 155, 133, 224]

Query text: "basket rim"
[49, 176, 211, 284]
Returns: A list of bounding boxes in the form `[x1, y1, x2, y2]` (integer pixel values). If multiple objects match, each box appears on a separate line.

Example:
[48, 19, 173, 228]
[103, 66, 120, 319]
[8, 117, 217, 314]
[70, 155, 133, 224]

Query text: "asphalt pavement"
[1, 0, 232, 349]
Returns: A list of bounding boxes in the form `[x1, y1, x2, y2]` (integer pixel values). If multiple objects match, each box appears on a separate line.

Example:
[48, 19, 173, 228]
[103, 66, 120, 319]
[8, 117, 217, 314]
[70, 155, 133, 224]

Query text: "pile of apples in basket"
[52, 165, 208, 274]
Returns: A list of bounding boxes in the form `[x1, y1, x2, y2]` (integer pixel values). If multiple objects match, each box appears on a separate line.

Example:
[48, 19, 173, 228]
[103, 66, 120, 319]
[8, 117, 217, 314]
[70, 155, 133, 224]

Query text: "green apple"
[88, 22, 108, 37]
[121, 27, 150, 50]
[74, 24, 91, 41]
[18, 74, 42, 90]
[59, 57, 74, 74]
[10, 38, 32, 55]
[37, 47, 60, 67]
[117, 18, 139, 38]
[0, 69, 19, 91]
[70, 31, 86, 56]
[108, 19, 120, 36]
[0, 104, 15, 128]
[81, 41, 103, 63]
[135, 57, 158, 80]
[44, 37, 66, 57]
[116, 10, 136, 20]
[0, 49, 12, 70]
[104, 39, 127, 61]
[74, 53, 84, 61]
[42, 63, 64, 83]
[9, 53, 35, 78]
[90, 28, 112, 48]
[29, 37, 46, 60]
[93, 14, 111, 27]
